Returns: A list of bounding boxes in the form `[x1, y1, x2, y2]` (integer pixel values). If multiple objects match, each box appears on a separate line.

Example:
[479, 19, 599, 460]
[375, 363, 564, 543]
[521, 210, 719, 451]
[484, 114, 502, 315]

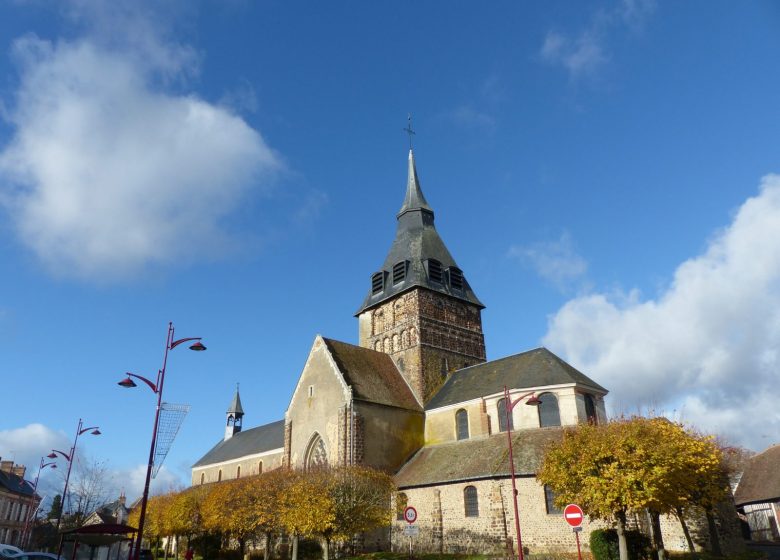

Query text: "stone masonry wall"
[358, 289, 486, 403]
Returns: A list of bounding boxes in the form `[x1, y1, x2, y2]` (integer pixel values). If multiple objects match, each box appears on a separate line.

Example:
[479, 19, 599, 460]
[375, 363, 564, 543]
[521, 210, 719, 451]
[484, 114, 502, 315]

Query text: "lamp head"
[91, 429, 101, 436]
[47, 453, 57, 459]
[118, 376, 137, 388]
[189, 341, 207, 351]
[525, 395, 542, 406]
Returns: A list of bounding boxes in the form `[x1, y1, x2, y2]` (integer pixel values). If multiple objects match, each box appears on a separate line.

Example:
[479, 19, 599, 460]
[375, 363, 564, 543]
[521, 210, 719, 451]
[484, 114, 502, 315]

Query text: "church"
[191, 149, 736, 554]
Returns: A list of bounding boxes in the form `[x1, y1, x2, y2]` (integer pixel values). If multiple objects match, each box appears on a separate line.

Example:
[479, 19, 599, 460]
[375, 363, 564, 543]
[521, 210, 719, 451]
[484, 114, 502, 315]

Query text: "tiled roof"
[394, 427, 564, 487]
[0, 469, 36, 497]
[192, 419, 284, 468]
[323, 338, 422, 411]
[426, 347, 607, 410]
[734, 444, 780, 506]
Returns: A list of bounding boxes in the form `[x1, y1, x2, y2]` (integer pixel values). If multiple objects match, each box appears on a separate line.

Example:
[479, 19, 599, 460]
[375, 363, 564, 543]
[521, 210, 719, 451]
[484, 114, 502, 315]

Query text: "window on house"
[497, 398, 513, 432]
[393, 261, 408, 284]
[218, 469, 222, 482]
[236, 465, 241, 478]
[584, 394, 598, 424]
[456, 409, 469, 440]
[371, 272, 384, 295]
[464, 486, 479, 517]
[396, 492, 408, 521]
[308, 385, 314, 397]
[200, 473, 205, 485]
[427, 259, 443, 284]
[448, 267, 464, 291]
[538, 392, 561, 427]
[544, 485, 562, 515]
[258, 461, 263, 474]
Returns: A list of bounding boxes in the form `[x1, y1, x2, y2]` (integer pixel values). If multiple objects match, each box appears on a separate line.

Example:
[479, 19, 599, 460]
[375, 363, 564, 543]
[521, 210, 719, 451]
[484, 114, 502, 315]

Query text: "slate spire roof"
[357, 149, 483, 314]
[227, 386, 244, 416]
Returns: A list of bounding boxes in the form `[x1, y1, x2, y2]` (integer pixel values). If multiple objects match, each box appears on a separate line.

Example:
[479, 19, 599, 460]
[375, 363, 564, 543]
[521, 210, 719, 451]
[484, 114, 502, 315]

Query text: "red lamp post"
[118, 322, 205, 560]
[49, 419, 101, 533]
[20, 457, 57, 548]
[503, 386, 541, 560]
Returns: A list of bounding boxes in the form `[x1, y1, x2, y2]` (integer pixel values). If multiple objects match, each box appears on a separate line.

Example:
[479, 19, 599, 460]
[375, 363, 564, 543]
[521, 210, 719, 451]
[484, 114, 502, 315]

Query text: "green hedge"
[589, 529, 651, 560]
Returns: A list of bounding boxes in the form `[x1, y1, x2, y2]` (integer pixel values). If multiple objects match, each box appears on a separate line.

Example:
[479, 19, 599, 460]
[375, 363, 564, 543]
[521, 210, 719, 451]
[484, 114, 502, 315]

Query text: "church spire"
[398, 149, 433, 218]
[225, 385, 244, 441]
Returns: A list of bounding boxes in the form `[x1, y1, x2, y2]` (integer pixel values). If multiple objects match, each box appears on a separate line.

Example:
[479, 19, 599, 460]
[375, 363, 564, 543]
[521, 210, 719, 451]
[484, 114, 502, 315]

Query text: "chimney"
[0, 460, 13, 473]
[12, 465, 26, 478]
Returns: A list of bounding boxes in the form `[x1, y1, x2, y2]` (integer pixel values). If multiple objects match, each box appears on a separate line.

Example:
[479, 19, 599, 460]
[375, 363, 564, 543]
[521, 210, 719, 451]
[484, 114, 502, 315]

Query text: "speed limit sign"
[403, 506, 417, 524]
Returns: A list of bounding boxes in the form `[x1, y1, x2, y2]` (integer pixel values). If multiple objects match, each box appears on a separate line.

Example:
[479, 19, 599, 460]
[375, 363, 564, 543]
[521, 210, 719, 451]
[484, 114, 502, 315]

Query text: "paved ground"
[747, 542, 780, 560]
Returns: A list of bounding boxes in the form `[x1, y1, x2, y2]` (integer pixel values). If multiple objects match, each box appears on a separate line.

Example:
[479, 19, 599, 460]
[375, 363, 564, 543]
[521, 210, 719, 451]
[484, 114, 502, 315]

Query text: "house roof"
[394, 427, 564, 488]
[734, 444, 780, 506]
[426, 347, 607, 410]
[356, 149, 483, 315]
[322, 338, 422, 411]
[0, 468, 36, 498]
[192, 419, 285, 468]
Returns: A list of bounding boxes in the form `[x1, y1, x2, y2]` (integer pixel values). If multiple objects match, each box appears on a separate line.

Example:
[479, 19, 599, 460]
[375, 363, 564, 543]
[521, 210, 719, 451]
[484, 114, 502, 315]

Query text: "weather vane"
[403, 113, 416, 149]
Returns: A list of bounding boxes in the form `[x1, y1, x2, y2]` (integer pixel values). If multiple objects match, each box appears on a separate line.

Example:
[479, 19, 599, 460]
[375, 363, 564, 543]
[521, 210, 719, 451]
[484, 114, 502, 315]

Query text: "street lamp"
[49, 419, 101, 533]
[502, 386, 541, 560]
[118, 322, 205, 560]
[20, 457, 57, 548]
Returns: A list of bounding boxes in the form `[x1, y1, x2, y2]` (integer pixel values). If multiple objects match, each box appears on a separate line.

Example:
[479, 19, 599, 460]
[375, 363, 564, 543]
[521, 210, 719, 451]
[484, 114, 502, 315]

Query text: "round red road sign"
[403, 506, 417, 524]
[564, 504, 584, 527]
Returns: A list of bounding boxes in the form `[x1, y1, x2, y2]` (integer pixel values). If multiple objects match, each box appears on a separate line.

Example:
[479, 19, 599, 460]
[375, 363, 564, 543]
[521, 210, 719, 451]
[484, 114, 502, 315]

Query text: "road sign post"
[564, 504, 585, 560]
[403, 506, 418, 558]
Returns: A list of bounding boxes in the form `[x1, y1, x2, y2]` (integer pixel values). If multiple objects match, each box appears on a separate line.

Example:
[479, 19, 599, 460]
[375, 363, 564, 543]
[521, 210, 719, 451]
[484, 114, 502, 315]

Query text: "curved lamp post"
[118, 322, 205, 560]
[20, 457, 57, 548]
[503, 386, 541, 560]
[49, 419, 101, 533]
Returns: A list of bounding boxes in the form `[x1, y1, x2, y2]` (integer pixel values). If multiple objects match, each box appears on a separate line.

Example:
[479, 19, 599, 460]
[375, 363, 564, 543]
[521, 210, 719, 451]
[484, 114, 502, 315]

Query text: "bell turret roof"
[356, 149, 483, 315]
[227, 387, 244, 416]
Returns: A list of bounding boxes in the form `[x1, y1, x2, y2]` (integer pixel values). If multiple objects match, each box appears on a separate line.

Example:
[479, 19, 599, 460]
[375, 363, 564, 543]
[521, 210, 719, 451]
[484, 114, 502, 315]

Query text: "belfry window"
[538, 392, 561, 428]
[584, 394, 598, 424]
[497, 398, 513, 432]
[371, 272, 385, 295]
[393, 261, 408, 284]
[427, 259, 443, 284]
[447, 267, 464, 291]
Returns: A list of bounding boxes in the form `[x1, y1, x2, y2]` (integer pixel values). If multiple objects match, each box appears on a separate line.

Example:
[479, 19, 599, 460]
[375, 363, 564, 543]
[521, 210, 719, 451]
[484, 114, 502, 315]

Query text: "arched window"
[396, 492, 408, 521]
[538, 392, 561, 427]
[544, 485, 562, 514]
[258, 460, 263, 474]
[497, 398, 513, 432]
[584, 394, 598, 424]
[464, 486, 479, 517]
[455, 409, 469, 440]
[200, 473, 205, 485]
[305, 433, 328, 469]
[217, 469, 222, 482]
[236, 465, 241, 478]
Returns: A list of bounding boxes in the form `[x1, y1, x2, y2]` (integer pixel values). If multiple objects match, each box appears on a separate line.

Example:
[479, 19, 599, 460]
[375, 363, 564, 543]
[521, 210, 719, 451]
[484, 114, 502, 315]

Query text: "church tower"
[357, 149, 486, 404]
[225, 386, 244, 441]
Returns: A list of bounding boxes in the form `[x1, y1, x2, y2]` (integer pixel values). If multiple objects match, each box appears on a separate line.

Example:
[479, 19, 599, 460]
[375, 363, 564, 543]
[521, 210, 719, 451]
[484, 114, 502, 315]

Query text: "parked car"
[0, 545, 24, 559]
[138, 550, 153, 560]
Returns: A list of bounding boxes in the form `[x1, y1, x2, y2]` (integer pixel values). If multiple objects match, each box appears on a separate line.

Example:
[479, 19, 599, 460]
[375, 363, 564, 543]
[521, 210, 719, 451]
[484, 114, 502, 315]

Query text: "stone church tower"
[357, 150, 486, 404]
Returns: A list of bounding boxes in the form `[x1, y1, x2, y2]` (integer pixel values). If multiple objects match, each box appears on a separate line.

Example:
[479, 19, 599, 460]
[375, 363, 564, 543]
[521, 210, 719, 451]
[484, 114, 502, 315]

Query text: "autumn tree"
[538, 416, 728, 560]
[167, 485, 210, 557]
[277, 470, 335, 560]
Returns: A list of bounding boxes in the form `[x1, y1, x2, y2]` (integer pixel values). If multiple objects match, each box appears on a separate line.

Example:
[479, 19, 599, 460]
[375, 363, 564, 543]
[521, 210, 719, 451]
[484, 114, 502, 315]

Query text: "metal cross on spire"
[403, 113, 416, 149]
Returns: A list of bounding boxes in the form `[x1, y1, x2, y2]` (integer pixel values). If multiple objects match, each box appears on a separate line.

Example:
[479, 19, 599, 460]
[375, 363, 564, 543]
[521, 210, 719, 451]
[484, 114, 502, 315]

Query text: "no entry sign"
[403, 506, 418, 524]
[564, 504, 584, 527]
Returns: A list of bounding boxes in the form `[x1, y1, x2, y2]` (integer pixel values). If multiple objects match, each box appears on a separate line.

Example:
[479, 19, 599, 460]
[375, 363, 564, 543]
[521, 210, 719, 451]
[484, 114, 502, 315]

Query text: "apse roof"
[426, 347, 607, 410]
[356, 150, 483, 315]
[395, 427, 564, 487]
[322, 338, 422, 411]
[192, 419, 284, 468]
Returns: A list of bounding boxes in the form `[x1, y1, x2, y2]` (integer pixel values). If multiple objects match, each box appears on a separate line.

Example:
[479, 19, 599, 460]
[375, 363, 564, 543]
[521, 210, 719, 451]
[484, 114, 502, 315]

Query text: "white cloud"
[0, 28, 280, 279]
[108, 464, 184, 502]
[543, 175, 780, 450]
[0, 423, 70, 471]
[540, 0, 655, 79]
[509, 231, 588, 290]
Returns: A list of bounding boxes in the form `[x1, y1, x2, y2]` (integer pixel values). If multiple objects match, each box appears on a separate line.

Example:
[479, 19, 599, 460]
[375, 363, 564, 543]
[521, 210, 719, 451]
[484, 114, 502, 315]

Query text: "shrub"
[589, 529, 651, 560]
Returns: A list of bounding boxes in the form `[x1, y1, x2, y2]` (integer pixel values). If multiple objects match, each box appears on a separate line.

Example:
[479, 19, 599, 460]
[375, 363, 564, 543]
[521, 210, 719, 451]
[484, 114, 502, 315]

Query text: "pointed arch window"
[305, 433, 328, 469]
[497, 398, 513, 432]
[455, 409, 469, 440]
[538, 392, 561, 428]
[544, 485, 562, 514]
[464, 486, 479, 517]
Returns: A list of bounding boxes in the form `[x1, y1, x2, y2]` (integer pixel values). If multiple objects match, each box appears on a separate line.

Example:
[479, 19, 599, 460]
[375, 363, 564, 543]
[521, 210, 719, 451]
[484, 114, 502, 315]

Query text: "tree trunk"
[291, 535, 299, 560]
[264, 533, 270, 560]
[322, 538, 329, 560]
[675, 507, 695, 553]
[239, 537, 245, 559]
[649, 510, 666, 560]
[706, 511, 722, 557]
[616, 510, 629, 560]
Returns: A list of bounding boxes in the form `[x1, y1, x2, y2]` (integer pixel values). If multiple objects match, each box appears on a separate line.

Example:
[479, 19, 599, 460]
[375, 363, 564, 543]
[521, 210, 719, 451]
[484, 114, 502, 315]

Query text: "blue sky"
[1, 0, 779, 504]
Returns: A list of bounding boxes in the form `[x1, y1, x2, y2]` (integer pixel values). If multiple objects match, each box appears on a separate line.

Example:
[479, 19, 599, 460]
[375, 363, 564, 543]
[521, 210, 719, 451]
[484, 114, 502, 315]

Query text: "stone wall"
[191, 448, 283, 485]
[358, 289, 486, 404]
